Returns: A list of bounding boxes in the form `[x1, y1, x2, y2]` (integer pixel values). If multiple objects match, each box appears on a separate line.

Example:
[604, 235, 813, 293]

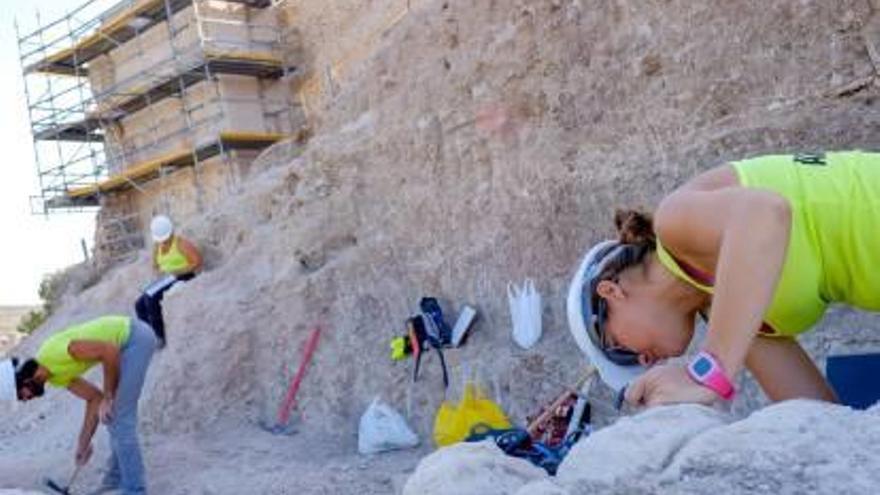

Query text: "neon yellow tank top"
[156, 236, 192, 274]
[36, 316, 131, 387]
[657, 151, 880, 337]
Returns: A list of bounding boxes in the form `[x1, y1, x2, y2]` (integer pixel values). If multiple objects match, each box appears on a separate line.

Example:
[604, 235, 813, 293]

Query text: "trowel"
[44, 464, 81, 495]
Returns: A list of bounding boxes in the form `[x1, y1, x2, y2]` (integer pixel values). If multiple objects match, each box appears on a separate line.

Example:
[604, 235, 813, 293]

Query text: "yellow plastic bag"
[433, 382, 511, 447]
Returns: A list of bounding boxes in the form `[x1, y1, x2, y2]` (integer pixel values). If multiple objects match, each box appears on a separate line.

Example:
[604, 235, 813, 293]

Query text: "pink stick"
[277, 327, 322, 425]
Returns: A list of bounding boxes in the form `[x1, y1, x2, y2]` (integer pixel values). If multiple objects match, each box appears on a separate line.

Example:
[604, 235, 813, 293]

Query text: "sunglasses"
[590, 295, 640, 366]
[18, 379, 45, 400]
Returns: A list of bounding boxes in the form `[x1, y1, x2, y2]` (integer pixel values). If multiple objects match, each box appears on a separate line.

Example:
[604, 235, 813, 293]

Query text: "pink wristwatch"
[687, 351, 735, 400]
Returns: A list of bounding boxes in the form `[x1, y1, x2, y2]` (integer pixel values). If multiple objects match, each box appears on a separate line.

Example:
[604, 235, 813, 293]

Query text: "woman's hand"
[99, 396, 115, 424]
[75, 441, 93, 467]
[626, 364, 718, 407]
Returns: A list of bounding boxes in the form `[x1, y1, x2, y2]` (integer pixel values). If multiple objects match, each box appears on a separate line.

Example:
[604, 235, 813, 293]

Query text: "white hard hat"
[150, 215, 174, 242]
[0, 359, 17, 402]
[566, 240, 647, 393]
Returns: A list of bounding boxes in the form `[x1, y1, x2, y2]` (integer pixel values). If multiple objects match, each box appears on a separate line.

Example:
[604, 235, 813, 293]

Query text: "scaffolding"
[17, 0, 298, 264]
[18, 0, 296, 209]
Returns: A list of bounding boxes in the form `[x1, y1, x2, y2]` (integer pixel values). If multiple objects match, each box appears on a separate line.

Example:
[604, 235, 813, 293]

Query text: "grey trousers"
[102, 318, 157, 495]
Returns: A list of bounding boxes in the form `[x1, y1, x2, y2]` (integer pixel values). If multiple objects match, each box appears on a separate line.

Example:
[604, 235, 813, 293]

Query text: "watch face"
[692, 357, 712, 377]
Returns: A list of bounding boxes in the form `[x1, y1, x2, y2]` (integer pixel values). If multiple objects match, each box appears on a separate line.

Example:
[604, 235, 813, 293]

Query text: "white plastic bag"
[358, 397, 419, 454]
[509, 279, 542, 349]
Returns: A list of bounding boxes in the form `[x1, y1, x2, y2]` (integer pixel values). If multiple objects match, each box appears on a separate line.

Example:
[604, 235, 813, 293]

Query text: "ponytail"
[614, 209, 656, 248]
[590, 209, 656, 286]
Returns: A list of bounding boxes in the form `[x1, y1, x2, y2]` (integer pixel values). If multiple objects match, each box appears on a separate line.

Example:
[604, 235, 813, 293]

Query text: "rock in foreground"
[405, 401, 880, 495]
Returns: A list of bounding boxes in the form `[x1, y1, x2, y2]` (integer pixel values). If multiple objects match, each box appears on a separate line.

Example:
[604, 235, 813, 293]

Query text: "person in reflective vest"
[135, 215, 202, 347]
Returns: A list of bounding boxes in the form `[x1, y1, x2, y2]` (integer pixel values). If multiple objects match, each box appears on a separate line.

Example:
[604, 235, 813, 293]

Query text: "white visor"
[0, 359, 17, 402]
[566, 240, 647, 392]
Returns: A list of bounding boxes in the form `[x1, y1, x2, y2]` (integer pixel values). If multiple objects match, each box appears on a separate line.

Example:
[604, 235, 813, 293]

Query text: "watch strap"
[687, 350, 735, 400]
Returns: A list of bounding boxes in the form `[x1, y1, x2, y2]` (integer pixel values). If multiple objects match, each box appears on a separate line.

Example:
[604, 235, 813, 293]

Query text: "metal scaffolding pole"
[18, 0, 293, 220]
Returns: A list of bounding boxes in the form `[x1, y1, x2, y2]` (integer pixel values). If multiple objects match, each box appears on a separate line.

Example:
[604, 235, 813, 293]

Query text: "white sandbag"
[510, 280, 542, 349]
[358, 397, 420, 454]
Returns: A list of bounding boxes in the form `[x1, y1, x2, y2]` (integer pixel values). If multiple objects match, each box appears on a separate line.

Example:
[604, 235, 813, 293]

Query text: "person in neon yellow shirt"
[135, 215, 202, 347]
[567, 151, 880, 407]
[0, 316, 156, 494]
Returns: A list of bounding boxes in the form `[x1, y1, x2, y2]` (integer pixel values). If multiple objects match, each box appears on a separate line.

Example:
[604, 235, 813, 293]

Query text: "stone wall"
[276, 0, 426, 125]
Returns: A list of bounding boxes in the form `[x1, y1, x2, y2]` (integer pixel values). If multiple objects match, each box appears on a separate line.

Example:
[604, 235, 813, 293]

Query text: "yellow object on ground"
[389, 336, 408, 360]
[433, 382, 511, 447]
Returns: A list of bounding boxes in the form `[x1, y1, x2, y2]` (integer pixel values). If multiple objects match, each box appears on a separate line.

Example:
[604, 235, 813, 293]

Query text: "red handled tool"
[262, 326, 321, 435]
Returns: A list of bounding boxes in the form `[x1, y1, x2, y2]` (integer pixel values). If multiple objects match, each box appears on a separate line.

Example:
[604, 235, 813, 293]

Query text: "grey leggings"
[103, 318, 157, 494]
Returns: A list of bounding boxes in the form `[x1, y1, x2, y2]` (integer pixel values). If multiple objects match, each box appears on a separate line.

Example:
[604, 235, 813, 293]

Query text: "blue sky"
[0, 0, 118, 305]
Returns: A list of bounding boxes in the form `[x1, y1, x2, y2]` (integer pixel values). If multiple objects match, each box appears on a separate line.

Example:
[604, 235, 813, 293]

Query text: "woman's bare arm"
[746, 336, 837, 402]
[177, 237, 203, 273]
[67, 378, 102, 464]
[68, 340, 121, 400]
[655, 186, 791, 377]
